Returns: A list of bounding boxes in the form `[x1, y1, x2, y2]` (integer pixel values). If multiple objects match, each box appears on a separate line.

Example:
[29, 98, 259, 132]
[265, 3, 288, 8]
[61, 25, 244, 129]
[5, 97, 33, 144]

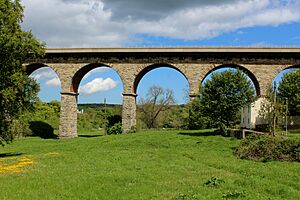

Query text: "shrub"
[107, 123, 122, 135]
[29, 121, 57, 139]
[222, 191, 246, 199]
[129, 125, 137, 133]
[235, 133, 300, 162]
[204, 177, 225, 187]
[10, 119, 32, 137]
[255, 124, 269, 132]
[107, 115, 122, 127]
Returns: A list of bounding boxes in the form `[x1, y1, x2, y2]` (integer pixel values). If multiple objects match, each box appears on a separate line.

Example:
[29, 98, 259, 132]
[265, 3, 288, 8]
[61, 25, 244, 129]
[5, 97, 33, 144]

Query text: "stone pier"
[122, 93, 137, 133]
[59, 92, 78, 138]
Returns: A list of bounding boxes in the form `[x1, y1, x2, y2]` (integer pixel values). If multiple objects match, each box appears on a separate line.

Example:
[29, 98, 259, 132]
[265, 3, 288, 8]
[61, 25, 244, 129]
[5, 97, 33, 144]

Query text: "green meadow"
[0, 130, 299, 200]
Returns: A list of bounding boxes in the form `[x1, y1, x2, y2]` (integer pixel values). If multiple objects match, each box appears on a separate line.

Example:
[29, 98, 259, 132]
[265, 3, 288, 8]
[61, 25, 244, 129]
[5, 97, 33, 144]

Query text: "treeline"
[12, 100, 208, 137]
[137, 104, 189, 130]
[12, 101, 124, 137]
[77, 103, 192, 134]
[12, 101, 61, 138]
[77, 104, 122, 132]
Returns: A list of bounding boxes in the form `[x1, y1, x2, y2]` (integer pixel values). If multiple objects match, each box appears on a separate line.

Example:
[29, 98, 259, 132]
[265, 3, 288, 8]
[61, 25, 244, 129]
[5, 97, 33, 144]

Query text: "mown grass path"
[0, 130, 299, 199]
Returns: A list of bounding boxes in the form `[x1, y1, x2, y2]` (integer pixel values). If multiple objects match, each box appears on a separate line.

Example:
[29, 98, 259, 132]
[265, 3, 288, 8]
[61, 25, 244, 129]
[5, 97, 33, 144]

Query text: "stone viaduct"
[25, 47, 300, 138]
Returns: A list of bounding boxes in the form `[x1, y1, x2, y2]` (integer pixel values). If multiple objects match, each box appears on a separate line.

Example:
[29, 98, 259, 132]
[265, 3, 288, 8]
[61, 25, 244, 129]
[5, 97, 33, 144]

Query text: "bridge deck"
[46, 47, 300, 53]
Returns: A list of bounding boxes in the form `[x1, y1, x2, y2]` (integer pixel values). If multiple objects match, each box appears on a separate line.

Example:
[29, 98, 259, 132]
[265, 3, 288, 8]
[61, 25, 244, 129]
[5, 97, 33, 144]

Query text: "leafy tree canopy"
[200, 70, 255, 131]
[0, 0, 45, 145]
[277, 69, 300, 116]
[187, 97, 212, 130]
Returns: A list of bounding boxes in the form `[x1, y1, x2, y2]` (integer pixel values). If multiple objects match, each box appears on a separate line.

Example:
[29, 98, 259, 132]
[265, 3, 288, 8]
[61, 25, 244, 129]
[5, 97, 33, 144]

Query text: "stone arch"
[272, 64, 300, 93]
[201, 64, 261, 96]
[26, 63, 47, 75]
[25, 63, 62, 94]
[273, 64, 300, 86]
[273, 64, 300, 119]
[71, 63, 124, 94]
[133, 63, 189, 94]
[24, 63, 62, 137]
[280, 64, 300, 72]
[26, 63, 60, 79]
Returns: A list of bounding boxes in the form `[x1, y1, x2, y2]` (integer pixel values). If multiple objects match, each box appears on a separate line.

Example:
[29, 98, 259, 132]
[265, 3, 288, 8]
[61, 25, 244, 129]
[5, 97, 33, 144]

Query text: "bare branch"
[138, 85, 176, 128]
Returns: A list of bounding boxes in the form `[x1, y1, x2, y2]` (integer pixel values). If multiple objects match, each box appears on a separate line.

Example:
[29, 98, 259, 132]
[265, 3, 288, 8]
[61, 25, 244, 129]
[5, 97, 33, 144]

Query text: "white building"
[240, 97, 269, 129]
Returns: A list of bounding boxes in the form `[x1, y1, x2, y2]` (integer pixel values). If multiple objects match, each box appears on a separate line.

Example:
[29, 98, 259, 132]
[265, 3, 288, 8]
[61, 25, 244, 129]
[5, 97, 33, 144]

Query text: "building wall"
[241, 105, 252, 129]
[241, 97, 269, 129]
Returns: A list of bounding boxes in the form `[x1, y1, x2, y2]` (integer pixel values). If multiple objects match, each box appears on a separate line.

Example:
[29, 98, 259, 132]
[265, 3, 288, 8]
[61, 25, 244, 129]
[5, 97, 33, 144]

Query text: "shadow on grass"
[78, 135, 102, 138]
[0, 153, 23, 158]
[178, 131, 221, 137]
[29, 121, 58, 139]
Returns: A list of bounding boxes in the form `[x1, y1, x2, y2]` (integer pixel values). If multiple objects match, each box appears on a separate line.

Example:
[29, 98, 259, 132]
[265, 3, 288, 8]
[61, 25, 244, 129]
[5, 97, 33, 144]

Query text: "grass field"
[0, 130, 299, 200]
[288, 130, 300, 138]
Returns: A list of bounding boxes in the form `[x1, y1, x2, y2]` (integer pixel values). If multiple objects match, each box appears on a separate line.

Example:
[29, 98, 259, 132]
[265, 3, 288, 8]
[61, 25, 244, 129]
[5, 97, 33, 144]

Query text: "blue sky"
[134, 22, 300, 47]
[24, 0, 300, 104]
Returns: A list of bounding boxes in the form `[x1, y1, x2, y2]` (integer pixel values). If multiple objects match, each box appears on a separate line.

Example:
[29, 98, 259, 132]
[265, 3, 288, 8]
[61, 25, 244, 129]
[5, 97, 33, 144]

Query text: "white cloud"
[79, 78, 118, 95]
[46, 77, 61, 87]
[21, 0, 300, 47]
[139, 0, 300, 40]
[29, 68, 61, 87]
[82, 67, 109, 80]
[30, 67, 57, 81]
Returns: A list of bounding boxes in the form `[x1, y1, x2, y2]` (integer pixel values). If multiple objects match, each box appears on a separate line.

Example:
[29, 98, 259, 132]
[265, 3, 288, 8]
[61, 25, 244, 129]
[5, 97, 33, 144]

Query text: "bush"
[129, 125, 137, 133]
[204, 177, 225, 187]
[235, 134, 300, 162]
[107, 123, 122, 135]
[107, 115, 122, 127]
[222, 191, 246, 199]
[10, 119, 32, 137]
[29, 121, 57, 139]
[255, 124, 269, 132]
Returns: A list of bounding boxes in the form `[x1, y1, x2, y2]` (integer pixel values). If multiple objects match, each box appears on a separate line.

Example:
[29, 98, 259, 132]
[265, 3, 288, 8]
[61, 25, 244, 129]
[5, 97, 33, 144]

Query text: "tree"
[200, 70, 255, 132]
[138, 85, 176, 129]
[258, 83, 285, 134]
[0, 0, 44, 145]
[187, 97, 212, 130]
[158, 104, 189, 129]
[277, 69, 300, 116]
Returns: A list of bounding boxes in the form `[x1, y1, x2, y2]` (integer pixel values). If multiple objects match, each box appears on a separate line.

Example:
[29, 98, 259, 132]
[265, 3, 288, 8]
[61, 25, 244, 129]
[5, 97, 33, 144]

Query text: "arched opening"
[200, 65, 257, 131]
[272, 65, 300, 132]
[134, 63, 188, 96]
[28, 65, 61, 102]
[202, 64, 259, 97]
[24, 64, 61, 138]
[73, 64, 124, 136]
[135, 64, 189, 130]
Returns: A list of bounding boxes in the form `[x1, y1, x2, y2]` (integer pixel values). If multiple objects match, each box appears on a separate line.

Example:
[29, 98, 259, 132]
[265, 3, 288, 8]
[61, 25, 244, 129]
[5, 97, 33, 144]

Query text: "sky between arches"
[30, 66, 297, 104]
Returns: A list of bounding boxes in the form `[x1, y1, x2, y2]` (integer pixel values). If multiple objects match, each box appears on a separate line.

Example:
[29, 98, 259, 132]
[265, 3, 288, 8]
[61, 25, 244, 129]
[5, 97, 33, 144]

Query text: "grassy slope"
[0, 130, 299, 200]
